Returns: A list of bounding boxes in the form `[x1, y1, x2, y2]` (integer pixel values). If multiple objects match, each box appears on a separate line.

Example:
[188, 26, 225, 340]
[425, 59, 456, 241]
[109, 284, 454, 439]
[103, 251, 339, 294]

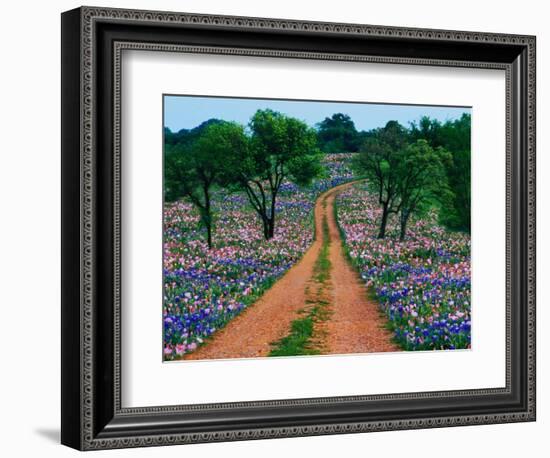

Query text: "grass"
[268, 309, 318, 356]
[268, 299, 332, 357]
[314, 209, 331, 283]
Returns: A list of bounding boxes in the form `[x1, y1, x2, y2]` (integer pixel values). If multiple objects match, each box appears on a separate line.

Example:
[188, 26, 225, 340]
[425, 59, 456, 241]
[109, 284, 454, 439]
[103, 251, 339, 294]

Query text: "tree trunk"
[267, 209, 276, 239]
[205, 221, 212, 249]
[399, 209, 410, 241]
[243, 183, 279, 241]
[262, 216, 275, 240]
[267, 218, 275, 239]
[203, 184, 212, 249]
[260, 214, 271, 240]
[378, 204, 389, 239]
[265, 193, 277, 240]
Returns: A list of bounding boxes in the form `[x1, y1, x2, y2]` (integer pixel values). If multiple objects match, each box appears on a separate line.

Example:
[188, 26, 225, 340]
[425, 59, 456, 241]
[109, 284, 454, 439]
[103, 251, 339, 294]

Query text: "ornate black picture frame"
[61, 6, 536, 450]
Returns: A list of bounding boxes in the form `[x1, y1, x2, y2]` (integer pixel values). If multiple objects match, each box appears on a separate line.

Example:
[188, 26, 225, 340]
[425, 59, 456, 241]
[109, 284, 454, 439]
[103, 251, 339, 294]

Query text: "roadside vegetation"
[163, 108, 471, 358]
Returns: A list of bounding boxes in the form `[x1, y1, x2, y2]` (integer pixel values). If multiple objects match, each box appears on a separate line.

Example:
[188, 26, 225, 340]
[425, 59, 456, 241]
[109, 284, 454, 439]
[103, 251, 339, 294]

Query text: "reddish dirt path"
[323, 187, 398, 354]
[183, 183, 330, 360]
[182, 181, 396, 361]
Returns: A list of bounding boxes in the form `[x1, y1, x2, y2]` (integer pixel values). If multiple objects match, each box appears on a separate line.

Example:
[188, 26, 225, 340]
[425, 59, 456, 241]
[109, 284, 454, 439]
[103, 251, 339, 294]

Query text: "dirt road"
[183, 181, 397, 360]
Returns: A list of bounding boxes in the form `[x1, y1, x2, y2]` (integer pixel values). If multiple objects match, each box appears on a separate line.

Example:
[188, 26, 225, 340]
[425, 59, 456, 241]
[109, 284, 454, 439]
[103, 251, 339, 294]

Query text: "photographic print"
[162, 95, 472, 361]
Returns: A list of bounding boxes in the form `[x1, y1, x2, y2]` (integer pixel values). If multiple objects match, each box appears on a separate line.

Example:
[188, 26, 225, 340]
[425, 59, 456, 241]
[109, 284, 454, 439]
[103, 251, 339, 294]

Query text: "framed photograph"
[61, 6, 536, 450]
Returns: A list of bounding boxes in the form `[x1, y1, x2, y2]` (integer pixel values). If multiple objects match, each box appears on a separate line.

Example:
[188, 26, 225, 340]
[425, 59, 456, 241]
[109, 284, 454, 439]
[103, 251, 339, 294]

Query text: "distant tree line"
[316, 113, 362, 153]
[165, 110, 471, 247]
[409, 114, 471, 232]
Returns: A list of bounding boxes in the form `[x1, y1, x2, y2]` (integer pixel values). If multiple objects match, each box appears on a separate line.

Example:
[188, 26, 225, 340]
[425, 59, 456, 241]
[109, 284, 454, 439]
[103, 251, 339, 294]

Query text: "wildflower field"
[335, 182, 471, 350]
[163, 155, 354, 359]
[162, 102, 472, 359]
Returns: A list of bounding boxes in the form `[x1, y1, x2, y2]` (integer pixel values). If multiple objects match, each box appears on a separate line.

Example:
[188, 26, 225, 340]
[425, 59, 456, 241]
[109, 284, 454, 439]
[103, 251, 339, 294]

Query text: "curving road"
[182, 181, 397, 361]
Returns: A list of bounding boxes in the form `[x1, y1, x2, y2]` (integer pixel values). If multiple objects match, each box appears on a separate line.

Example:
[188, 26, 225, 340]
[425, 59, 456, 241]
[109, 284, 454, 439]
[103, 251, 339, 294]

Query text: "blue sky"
[164, 95, 470, 132]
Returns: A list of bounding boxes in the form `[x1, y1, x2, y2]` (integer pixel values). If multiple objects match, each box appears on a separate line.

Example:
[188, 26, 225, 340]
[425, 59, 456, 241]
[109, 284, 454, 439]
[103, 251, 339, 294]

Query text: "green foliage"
[164, 121, 248, 248]
[249, 109, 323, 185]
[164, 118, 224, 147]
[352, 115, 469, 238]
[164, 108, 470, 249]
[351, 121, 409, 238]
[410, 114, 471, 231]
[394, 140, 450, 240]
[224, 109, 323, 239]
[316, 113, 360, 153]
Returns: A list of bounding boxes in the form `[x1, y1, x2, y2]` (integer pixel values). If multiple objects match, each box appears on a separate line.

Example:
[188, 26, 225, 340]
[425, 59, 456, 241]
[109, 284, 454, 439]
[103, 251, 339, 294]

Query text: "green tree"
[225, 109, 322, 240]
[395, 140, 451, 240]
[164, 118, 224, 147]
[317, 113, 360, 153]
[164, 121, 248, 248]
[352, 120, 409, 238]
[410, 114, 471, 231]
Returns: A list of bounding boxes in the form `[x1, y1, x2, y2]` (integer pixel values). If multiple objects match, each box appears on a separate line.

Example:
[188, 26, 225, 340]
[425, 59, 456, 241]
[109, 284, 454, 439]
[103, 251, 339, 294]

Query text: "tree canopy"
[224, 109, 323, 239]
[317, 113, 360, 153]
[353, 121, 452, 239]
[164, 121, 248, 248]
[164, 118, 224, 147]
[410, 113, 471, 231]
[394, 140, 451, 240]
[352, 121, 410, 238]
